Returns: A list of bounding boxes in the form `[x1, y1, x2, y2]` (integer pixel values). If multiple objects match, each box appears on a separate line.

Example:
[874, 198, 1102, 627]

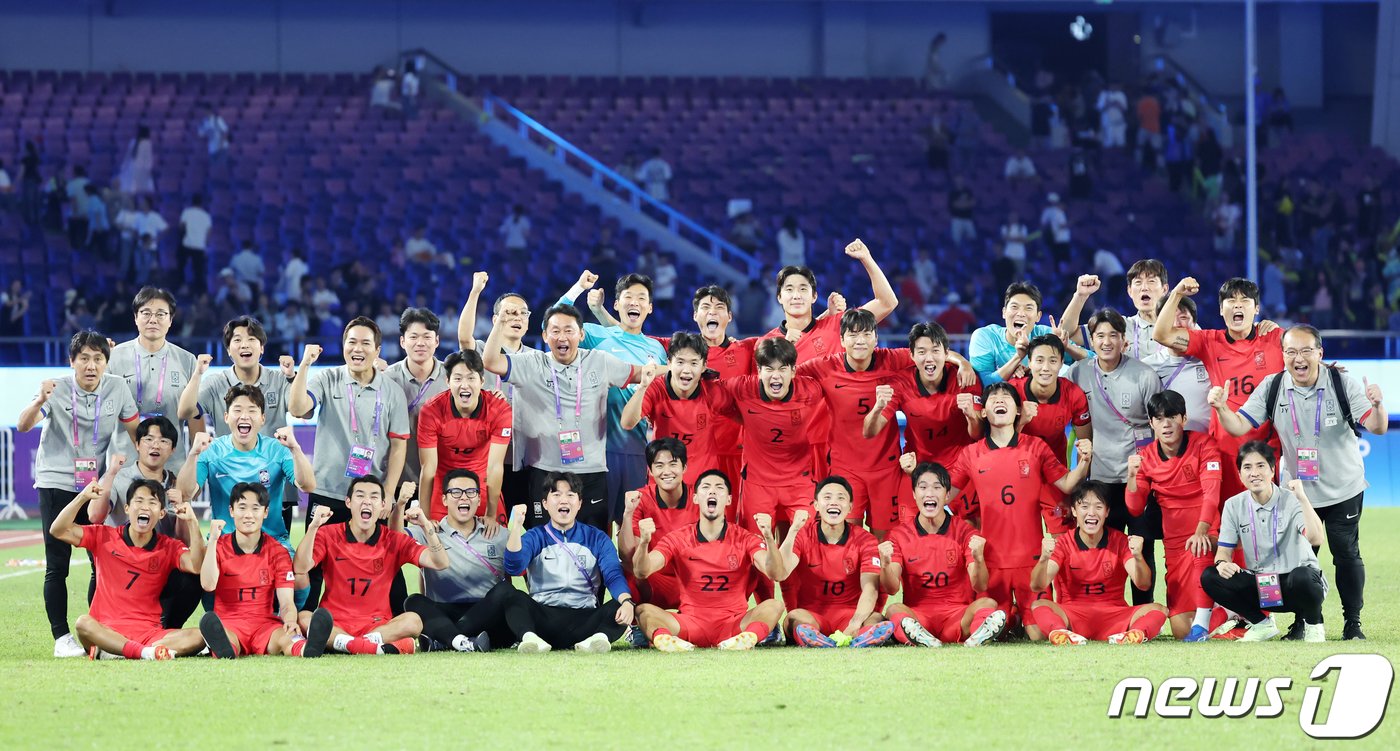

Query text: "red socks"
[121, 640, 145, 660]
[1031, 607, 1067, 635]
[346, 637, 379, 655]
[1132, 609, 1168, 640]
[744, 622, 771, 641]
[652, 628, 673, 639]
[891, 618, 912, 645]
[970, 608, 995, 634]
[289, 640, 308, 657]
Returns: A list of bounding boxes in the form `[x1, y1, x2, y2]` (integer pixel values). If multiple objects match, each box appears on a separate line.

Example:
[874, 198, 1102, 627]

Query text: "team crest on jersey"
[1183, 465, 1197, 481]
[487, 545, 497, 557]
[259, 568, 270, 586]
[266, 391, 280, 407]
[790, 411, 803, 425]
[1019, 460, 1031, 478]
[259, 469, 271, 486]
[1102, 561, 1114, 577]
[371, 558, 384, 574]
[727, 554, 740, 570]
[813, 338, 828, 353]
[170, 371, 182, 386]
[1120, 392, 1132, 409]
[843, 558, 855, 574]
[1255, 352, 1265, 367]
[696, 413, 708, 429]
[147, 558, 161, 573]
[946, 548, 959, 566]
[586, 370, 601, 386]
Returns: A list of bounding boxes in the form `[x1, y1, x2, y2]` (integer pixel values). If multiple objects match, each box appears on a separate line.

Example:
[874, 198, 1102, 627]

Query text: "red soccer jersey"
[1011, 377, 1092, 462]
[639, 376, 726, 485]
[948, 434, 1068, 569]
[887, 513, 978, 608]
[700, 338, 755, 460]
[416, 390, 513, 520]
[312, 523, 427, 622]
[797, 349, 913, 472]
[1051, 528, 1134, 605]
[213, 532, 295, 623]
[790, 523, 882, 611]
[883, 363, 983, 469]
[1184, 327, 1284, 450]
[653, 521, 766, 616]
[712, 375, 824, 481]
[762, 315, 844, 364]
[630, 483, 701, 541]
[1126, 432, 1224, 538]
[79, 524, 186, 629]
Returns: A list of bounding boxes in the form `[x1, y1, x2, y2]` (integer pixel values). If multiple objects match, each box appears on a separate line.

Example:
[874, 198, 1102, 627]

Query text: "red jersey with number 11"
[214, 532, 295, 623]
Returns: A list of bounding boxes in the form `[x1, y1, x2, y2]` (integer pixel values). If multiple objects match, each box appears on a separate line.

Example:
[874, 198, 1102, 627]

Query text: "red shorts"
[223, 617, 282, 656]
[674, 609, 746, 648]
[1163, 549, 1213, 615]
[796, 604, 858, 635]
[837, 464, 908, 534]
[628, 571, 682, 610]
[740, 478, 815, 526]
[904, 602, 970, 643]
[1059, 601, 1138, 641]
[329, 612, 391, 638]
[984, 566, 1048, 616]
[107, 621, 174, 646]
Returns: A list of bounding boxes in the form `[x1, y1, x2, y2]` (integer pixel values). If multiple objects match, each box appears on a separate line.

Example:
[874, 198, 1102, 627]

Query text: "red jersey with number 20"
[79, 524, 187, 629]
[653, 522, 766, 616]
[948, 435, 1068, 569]
[887, 513, 978, 608]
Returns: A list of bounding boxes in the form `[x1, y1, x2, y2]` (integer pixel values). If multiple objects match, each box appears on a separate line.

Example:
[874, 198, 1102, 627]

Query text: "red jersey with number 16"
[653, 522, 766, 616]
[213, 532, 295, 623]
[948, 435, 1068, 569]
[79, 524, 187, 630]
[1184, 327, 1283, 451]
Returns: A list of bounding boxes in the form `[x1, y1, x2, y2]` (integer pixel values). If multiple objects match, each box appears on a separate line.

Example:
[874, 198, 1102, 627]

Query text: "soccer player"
[777, 477, 894, 648]
[403, 469, 513, 653]
[946, 382, 1093, 638]
[1006, 334, 1092, 532]
[384, 307, 450, 499]
[688, 285, 754, 486]
[294, 476, 449, 655]
[416, 349, 512, 523]
[198, 483, 334, 658]
[107, 286, 201, 472]
[1126, 390, 1223, 641]
[968, 276, 1098, 385]
[1154, 276, 1284, 499]
[864, 321, 982, 472]
[49, 479, 205, 660]
[1029, 481, 1168, 644]
[18, 331, 139, 657]
[617, 438, 699, 610]
[632, 469, 786, 651]
[621, 333, 726, 490]
[501, 472, 636, 653]
[881, 461, 1007, 647]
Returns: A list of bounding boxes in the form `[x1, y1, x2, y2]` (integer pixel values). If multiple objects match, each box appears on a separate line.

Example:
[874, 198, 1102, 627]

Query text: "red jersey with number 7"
[79, 524, 187, 630]
[948, 435, 1068, 569]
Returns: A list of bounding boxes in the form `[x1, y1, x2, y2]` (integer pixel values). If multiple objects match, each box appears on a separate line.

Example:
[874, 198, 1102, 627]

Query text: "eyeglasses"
[137, 309, 170, 321]
[499, 309, 531, 318]
[139, 436, 174, 447]
[444, 488, 480, 499]
[1282, 348, 1318, 358]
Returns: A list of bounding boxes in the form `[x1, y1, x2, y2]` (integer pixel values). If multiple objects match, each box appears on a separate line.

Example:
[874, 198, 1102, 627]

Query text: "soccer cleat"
[1209, 617, 1242, 640]
[965, 609, 1008, 648]
[1048, 629, 1088, 646]
[793, 624, 837, 648]
[1281, 618, 1306, 641]
[717, 631, 759, 651]
[380, 638, 416, 655]
[574, 633, 612, 654]
[900, 617, 942, 648]
[1303, 624, 1326, 643]
[620, 625, 650, 649]
[652, 633, 696, 653]
[1184, 625, 1210, 643]
[850, 621, 894, 648]
[1108, 629, 1146, 645]
[470, 631, 492, 654]
[300, 608, 334, 658]
[1343, 620, 1366, 641]
[518, 632, 552, 654]
[148, 645, 175, 661]
[199, 612, 237, 659]
[86, 645, 120, 660]
[419, 636, 448, 653]
[758, 626, 785, 647]
[54, 633, 85, 658]
[1238, 616, 1282, 642]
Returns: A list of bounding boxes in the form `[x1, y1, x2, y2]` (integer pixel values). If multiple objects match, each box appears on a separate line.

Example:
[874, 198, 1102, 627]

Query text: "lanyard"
[1247, 499, 1281, 568]
[134, 352, 168, 410]
[1286, 386, 1325, 439]
[408, 376, 435, 412]
[550, 365, 583, 426]
[70, 379, 101, 450]
[1161, 360, 1191, 389]
[1093, 365, 1134, 427]
[543, 524, 598, 594]
[451, 529, 501, 578]
[346, 383, 383, 438]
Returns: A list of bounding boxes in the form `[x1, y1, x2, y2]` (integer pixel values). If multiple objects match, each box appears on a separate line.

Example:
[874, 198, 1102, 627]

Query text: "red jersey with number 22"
[653, 522, 766, 616]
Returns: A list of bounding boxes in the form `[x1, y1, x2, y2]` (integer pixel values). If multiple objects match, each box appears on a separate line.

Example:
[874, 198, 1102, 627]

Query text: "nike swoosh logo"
[978, 468, 988, 474]
[590, 499, 604, 504]
[214, 473, 230, 479]
[1215, 357, 1231, 363]
[907, 557, 919, 562]
[746, 409, 761, 414]
[833, 384, 850, 389]
[806, 562, 820, 568]
[1346, 513, 1359, 520]
[334, 556, 348, 561]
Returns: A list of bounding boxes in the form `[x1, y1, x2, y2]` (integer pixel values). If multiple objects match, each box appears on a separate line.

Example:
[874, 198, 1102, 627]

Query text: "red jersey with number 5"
[653, 522, 766, 616]
[797, 349, 913, 472]
[313, 523, 427, 623]
[948, 435, 1068, 568]
[1051, 528, 1133, 605]
[711, 375, 823, 481]
[886, 514, 978, 608]
[79, 524, 187, 630]
[789, 523, 881, 610]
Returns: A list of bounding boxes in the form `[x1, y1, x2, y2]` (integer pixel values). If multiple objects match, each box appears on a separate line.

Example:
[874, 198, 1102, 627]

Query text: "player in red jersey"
[880, 461, 1007, 647]
[1126, 391, 1224, 641]
[864, 322, 982, 473]
[689, 286, 754, 489]
[618, 437, 700, 610]
[622, 333, 727, 494]
[1029, 481, 1168, 644]
[294, 476, 449, 655]
[632, 470, 786, 651]
[49, 479, 205, 660]
[775, 477, 894, 647]
[1009, 334, 1093, 532]
[1154, 276, 1283, 499]
[416, 349, 512, 524]
[946, 382, 1093, 639]
[199, 483, 335, 658]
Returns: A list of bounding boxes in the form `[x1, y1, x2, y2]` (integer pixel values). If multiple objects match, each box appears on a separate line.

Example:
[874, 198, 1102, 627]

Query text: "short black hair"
[754, 337, 797, 369]
[666, 332, 708, 362]
[444, 349, 485, 379]
[543, 471, 582, 499]
[343, 316, 382, 348]
[615, 273, 654, 298]
[229, 482, 270, 509]
[839, 309, 878, 337]
[982, 382, 1023, 414]
[1026, 333, 1065, 361]
[1069, 479, 1112, 507]
[1284, 324, 1323, 349]
[1086, 308, 1127, 336]
[1236, 440, 1277, 470]
[443, 468, 481, 490]
[1218, 277, 1262, 306]
[542, 303, 584, 330]
[135, 416, 179, 451]
[1126, 259, 1167, 285]
[908, 322, 950, 351]
[223, 383, 266, 412]
[125, 479, 167, 506]
[222, 316, 267, 350]
[132, 286, 177, 316]
[815, 475, 854, 500]
[776, 265, 817, 292]
[910, 462, 950, 491]
[1146, 390, 1187, 420]
[399, 307, 441, 334]
[69, 331, 110, 362]
[692, 285, 732, 312]
[694, 468, 731, 491]
[492, 293, 528, 315]
[347, 474, 384, 497]
[1155, 294, 1197, 321]
[646, 437, 688, 467]
[1003, 282, 1043, 309]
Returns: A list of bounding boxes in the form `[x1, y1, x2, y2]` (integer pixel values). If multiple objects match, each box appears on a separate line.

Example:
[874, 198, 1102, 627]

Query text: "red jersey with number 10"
[653, 522, 766, 616]
[887, 513, 978, 608]
[789, 523, 881, 611]
[948, 435, 1068, 568]
[79, 524, 187, 630]
[214, 532, 295, 623]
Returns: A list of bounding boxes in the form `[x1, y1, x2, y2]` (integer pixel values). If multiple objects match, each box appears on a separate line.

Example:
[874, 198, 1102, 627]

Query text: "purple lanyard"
[346, 383, 383, 438]
[1161, 360, 1190, 389]
[134, 352, 167, 411]
[543, 524, 598, 594]
[1247, 500, 1280, 567]
[70, 379, 101, 451]
[408, 376, 435, 412]
[451, 529, 501, 578]
[550, 365, 584, 426]
[1286, 387, 1325, 439]
[1092, 366, 1133, 427]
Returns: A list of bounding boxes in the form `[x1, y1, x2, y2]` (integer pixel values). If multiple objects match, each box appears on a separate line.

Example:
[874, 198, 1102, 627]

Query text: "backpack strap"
[1326, 365, 1361, 437]
[1262, 371, 1284, 425]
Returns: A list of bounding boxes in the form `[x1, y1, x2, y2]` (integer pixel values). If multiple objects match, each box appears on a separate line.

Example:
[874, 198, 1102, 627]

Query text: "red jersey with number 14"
[653, 522, 766, 616]
[887, 513, 978, 608]
[1051, 528, 1134, 605]
[313, 523, 427, 622]
[1011, 377, 1091, 461]
[789, 523, 881, 611]
[213, 532, 295, 623]
[78, 524, 187, 630]
[883, 363, 983, 469]
[948, 435, 1068, 569]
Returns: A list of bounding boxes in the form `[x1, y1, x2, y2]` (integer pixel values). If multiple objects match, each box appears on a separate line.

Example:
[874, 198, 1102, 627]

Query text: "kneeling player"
[1029, 481, 1168, 644]
[49, 480, 206, 660]
[632, 470, 786, 651]
[294, 477, 450, 655]
[777, 477, 893, 648]
[199, 483, 334, 658]
[881, 462, 1006, 647]
[617, 438, 699, 612]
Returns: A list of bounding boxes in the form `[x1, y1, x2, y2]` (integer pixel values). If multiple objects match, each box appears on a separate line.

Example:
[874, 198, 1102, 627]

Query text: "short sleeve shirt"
[1217, 486, 1323, 574]
[1066, 357, 1161, 482]
[196, 434, 297, 541]
[887, 513, 978, 608]
[106, 340, 198, 472]
[304, 367, 412, 498]
[34, 375, 139, 491]
[415, 390, 513, 520]
[79, 524, 187, 629]
[501, 348, 634, 473]
[383, 358, 450, 483]
[197, 366, 293, 436]
[212, 532, 295, 623]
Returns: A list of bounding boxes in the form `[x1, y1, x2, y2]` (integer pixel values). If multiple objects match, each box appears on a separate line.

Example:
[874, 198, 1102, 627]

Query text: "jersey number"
[671, 432, 695, 445]
[237, 587, 258, 602]
[125, 570, 141, 590]
[1000, 484, 1016, 506]
[821, 580, 847, 596]
[1231, 375, 1257, 398]
[924, 426, 949, 441]
[769, 428, 784, 444]
[856, 397, 872, 416]
[919, 572, 950, 589]
[699, 575, 731, 592]
[1081, 582, 1106, 596]
[346, 578, 373, 596]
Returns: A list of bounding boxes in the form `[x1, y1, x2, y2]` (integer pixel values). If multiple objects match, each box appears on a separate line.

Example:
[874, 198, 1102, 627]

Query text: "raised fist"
[404, 504, 428, 529]
[791, 509, 810, 530]
[898, 452, 918, 475]
[1173, 277, 1200, 298]
[195, 353, 213, 374]
[576, 270, 599, 290]
[873, 384, 894, 411]
[752, 513, 774, 539]
[1075, 274, 1101, 297]
[274, 426, 298, 449]
[471, 271, 489, 294]
[956, 392, 979, 417]
[826, 292, 847, 316]
[110, 453, 128, 471]
[1020, 401, 1039, 423]
[190, 432, 213, 456]
[508, 504, 527, 530]
[968, 535, 986, 557]
[397, 481, 417, 505]
[1207, 384, 1230, 410]
[174, 502, 196, 522]
[877, 540, 894, 561]
[37, 379, 57, 404]
[1040, 536, 1057, 559]
[586, 288, 605, 311]
[844, 238, 871, 261]
[311, 505, 332, 527]
[166, 488, 183, 506]
[209, 519, 226, 536]
[301, 344, 322, 366]
[1126, 454, 1142, 477]
[638, 518, 656, 541]
[279, 355, 296, 378]
[623, 490, 642, 514]
[1127, 535, 1144, 557]
[1074, 439, 1093, 463]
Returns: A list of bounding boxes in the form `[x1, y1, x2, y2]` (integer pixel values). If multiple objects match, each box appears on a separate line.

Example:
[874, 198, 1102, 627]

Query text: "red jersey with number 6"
[947, 435, 1068, 569]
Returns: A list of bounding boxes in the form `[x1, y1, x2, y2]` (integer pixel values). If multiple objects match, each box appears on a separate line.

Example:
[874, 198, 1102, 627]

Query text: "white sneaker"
[1303, 623, 1326, 643]
[1239, 616, 1281, 642]
[900, 617, 942, 648]
[965, 610, 1008, 647]
[573, 633, 612, 654]
[54, 633, 85, 658]
[517, 632, 552, 654]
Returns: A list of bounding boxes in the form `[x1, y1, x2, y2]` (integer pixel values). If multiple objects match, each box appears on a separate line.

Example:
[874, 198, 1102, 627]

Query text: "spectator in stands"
[197, 103, 230, 163]
[177, 291, 216, 340]
[1136, 87, 1162, 169]
[499, 204, 531, 255]
[406, 225, 451, 269]
[1212, 192, 1243, 252]
[230, 241, 266, 297]
[653, 254, 678, 309]
[922, 115, 951, 172]
[251, 294, 276, 331]
[1097, 83, 1129, 149]
[133, 228, 162, 285]
[1000, 212, 1029, 279]
[310, 276, 341, 313]
[776, 215, 806, 268]
[1195, 128, 1223, 202]
[1163, 116, 1194, 194]
[637, 149, 674, 202]
[84, 185, 110, 253]
[923, 33, 948, 91]
[913, 248, 938, 304]
[948, 175, 977, 247]
[1068, 149, 1093, 200]
[1093, 248, 1127, 301]
[120, 124, 156, 196]
[370, 67, 399, 112]
[1267, 87, 1293, 140]
[274, 301, 310, 351]
[18, 141, 42, 224]
[1003, 150, 1037, 188]
[400, 61, 421, 119]
[588, 226, 621, 284]
[1262, 256, 1289, 319]
[1311, 271, 1336, 329]
[215, 269, 253, 318]
[1, 279, 31, 336]
[1357, 176, 1381, 240]
[65, 165, 90, 249]
[62, 297, 96, 336]
[729, 211, 762, 253]
[1040, 193, 1072, 268]
[279, 249, 309, 304]
[177, 193, 212, 288]
[935, 292, 976, 335]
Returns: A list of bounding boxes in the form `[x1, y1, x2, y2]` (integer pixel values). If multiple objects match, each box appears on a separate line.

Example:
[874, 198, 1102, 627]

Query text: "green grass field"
[2, 512, 1399, 750]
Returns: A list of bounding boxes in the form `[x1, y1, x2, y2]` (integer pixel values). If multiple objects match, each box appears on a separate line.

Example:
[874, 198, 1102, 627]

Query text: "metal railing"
[0, 427, 20, 520]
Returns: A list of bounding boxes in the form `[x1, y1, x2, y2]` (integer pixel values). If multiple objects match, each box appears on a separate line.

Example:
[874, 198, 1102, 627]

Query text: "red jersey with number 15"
[712, 375, 824, 480]
[887, 513, 978, 608]
[639, 377, 726, 484]
[650, 336, 755, 461]
[213, 532, 295, 623]
[948, 435, 1068, 568]
[79, 524, 187, 630]
[1051, 528, 1134, 605]
[653, 522, 766, 616]
[797, 349, 913, 472]
[789, 523, 881, 611]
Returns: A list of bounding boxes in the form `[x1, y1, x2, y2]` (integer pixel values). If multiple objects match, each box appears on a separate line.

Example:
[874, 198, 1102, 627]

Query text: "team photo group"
[24, 239, 1386, 661]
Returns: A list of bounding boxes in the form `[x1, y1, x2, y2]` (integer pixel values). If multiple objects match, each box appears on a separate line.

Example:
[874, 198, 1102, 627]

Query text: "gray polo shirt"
[476, 338, 538, 471]
[196, 366, 293, 436]
[34, 375, 139, 491]
[304, 367, 411, 498]
[108, 339, 198, 472]
[1142, 350, 1212, 433]
[408, 522, 508, 603]
[1239, 372, 1372, 508]
[107, 465, 177, 535]
[1219, 485, 1324, 578]
[1124, 314, 1165, 362]
[383, 358, 449, 484]
[1067, 356, 1161, 482]
[501, 348, 634, 473]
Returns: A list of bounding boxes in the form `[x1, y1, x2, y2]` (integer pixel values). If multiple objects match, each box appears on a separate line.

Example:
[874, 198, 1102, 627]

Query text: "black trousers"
[177, 244, 208, 288]
[1312, 491, 1365, 622]
[404, 581, 516, 647]
[525, 468, 609, 531]
[1201, 565, 1325, 625]
[303, 493, 406, 616]
[159, 571, 204, 628]
[500, 587, 625, 649]
[1103, 481, 1163, 606]
[39, 488, 92, 639]
[500, 464, 531, 523]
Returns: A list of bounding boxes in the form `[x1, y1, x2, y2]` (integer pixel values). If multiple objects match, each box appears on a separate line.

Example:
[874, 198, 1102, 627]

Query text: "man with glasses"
[107, 287, 202, 473]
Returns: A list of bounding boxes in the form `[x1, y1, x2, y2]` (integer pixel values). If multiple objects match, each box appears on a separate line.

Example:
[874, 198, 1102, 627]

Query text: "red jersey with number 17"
[797, 349, 913, 471]
[948, 435, 1068, 569]
[1051, 528, 1134, 605]
[712, 375, 824, 480]
[887, 513, 978, 608]
[653, 522, 766, 616]
[313, 523, 427, 622]
[789, 523, 881, 611]
[883, 363, 983, 469]
[78, 524, 187, 629]
[214, 532, 295, 623]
